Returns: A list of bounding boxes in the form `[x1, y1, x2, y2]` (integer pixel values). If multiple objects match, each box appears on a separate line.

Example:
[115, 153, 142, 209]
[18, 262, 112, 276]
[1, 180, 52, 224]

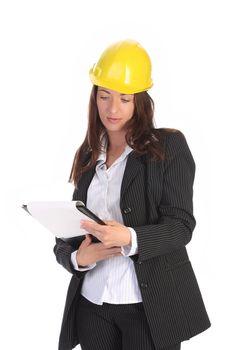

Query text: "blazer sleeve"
[135, 131, 196, 261]
[53, 189, 89, 278]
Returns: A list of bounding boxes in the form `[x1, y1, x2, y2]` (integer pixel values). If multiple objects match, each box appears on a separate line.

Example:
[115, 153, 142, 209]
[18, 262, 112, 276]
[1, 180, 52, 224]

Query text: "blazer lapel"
[121, 151, 144, 201]
[76, 151, 144, 204]
[76, 166, 96, 204]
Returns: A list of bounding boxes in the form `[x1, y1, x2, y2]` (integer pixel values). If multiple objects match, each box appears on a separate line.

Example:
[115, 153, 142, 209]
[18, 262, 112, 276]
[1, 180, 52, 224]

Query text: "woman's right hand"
[76, 234, 122, 267]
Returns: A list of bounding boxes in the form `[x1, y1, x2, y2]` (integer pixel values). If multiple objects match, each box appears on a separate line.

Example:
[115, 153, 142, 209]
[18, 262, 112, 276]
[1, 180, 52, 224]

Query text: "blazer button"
[123, 207, 131, 214]
[138, 261, 143, 265]
[140, 282, 148, 288]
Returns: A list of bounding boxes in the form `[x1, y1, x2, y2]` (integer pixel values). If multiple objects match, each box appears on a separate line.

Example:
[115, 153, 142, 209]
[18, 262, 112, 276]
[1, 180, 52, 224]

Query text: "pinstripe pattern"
[76, 295, 181, 350]
[54, 129, 211, 350]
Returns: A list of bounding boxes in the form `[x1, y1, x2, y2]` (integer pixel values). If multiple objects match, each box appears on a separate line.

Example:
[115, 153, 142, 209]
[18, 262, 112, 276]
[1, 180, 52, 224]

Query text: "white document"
[24, 201, 94, 239]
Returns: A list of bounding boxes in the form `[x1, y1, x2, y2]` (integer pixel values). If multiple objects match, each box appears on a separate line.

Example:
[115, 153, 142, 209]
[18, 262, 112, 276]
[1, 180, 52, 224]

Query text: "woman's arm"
[135, 131, 196, 261]
[53, 237, 89, 277]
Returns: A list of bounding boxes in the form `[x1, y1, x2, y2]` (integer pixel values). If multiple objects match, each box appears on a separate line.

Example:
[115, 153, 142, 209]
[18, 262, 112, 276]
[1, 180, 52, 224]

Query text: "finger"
[81, 234, 92, 247]
[80, 220, 106, 233]
[104, 220, 119, 226]
[104, 247, 122, 255]
[106, 252, 122, 259]
[85, 234, 92, 244]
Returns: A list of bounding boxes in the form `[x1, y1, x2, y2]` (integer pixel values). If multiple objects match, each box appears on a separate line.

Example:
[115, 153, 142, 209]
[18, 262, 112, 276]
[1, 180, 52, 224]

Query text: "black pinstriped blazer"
[54, 129, 211, 350]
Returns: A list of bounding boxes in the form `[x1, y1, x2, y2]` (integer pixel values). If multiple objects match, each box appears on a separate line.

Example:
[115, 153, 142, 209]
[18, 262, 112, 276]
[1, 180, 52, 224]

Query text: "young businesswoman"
[54, 40, 211, 350]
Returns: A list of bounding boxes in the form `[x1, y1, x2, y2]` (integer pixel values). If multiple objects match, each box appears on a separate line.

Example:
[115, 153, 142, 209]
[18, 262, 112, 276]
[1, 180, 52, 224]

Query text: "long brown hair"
[69, 85, 166, 188]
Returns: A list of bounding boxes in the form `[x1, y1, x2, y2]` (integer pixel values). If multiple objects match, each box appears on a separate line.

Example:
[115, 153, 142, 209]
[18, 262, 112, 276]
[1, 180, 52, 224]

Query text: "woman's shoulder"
[151, 127, 193, 160]
[138, 128, 189, 162]
[155, 127, 185, 138]
[155, 127, 187, 147]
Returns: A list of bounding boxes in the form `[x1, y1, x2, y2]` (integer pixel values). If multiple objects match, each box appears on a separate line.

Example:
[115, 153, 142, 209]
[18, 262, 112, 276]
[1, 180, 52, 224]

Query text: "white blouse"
[71, 144, 142, 305]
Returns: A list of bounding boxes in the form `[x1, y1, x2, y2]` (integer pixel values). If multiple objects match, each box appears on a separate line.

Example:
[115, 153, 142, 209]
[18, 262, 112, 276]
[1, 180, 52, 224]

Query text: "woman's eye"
[121, 99, 130, 103]
[100, 96, 108, 100]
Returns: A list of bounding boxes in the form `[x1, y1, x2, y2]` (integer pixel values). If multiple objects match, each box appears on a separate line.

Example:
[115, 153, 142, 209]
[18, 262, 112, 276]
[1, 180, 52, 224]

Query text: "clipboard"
[22, 200, 105, 242]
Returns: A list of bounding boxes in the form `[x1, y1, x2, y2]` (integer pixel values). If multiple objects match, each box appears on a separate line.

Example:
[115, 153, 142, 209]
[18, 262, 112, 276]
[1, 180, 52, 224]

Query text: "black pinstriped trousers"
[76, 295, 181, 350]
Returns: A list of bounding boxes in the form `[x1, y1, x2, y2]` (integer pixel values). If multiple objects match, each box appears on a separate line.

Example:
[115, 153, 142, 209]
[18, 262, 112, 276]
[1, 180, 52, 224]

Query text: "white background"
[0, 0, 232, 349]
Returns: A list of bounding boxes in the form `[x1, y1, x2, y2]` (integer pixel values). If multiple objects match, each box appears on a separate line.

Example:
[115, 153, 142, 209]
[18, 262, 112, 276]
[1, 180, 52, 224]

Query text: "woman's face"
[96, 87, 135, 135]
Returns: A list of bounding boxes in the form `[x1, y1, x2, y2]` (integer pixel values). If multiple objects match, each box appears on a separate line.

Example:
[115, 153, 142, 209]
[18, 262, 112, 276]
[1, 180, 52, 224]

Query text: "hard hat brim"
[89, 68, 153, 94]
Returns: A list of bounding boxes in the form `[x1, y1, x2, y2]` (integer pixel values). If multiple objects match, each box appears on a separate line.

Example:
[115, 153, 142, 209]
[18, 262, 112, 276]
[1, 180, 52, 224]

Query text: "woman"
[54, 40, 211, 350]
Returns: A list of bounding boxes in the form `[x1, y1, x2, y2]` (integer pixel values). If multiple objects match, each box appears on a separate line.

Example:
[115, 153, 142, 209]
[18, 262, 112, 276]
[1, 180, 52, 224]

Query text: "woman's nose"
[108, 98, 119, 114]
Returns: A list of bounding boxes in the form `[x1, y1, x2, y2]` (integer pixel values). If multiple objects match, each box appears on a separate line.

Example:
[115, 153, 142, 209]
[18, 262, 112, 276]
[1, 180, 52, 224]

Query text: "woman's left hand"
[80, 220, 131, 248]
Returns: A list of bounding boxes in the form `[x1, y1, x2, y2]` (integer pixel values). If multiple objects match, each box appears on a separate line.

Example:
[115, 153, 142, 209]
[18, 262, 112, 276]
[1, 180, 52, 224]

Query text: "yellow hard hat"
[89, 39, 153, 94]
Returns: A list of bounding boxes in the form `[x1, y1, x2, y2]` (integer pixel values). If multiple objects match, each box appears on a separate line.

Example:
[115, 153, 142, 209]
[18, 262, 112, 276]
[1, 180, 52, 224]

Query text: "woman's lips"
[107, 117, 121, 123]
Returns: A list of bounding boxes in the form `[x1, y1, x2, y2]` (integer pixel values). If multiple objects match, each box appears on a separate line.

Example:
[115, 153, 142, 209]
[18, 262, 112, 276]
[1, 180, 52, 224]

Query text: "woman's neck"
[107, 131, 127, 152]
[104, 131, 127, 168]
